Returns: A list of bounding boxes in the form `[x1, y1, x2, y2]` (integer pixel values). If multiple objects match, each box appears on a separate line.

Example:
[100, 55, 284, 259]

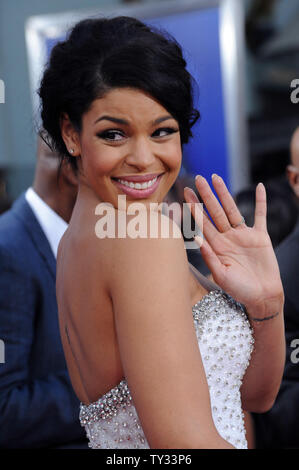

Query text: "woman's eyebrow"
[152, 115, 174, 125]
[94, 115, 129, 125]
[94, 114, 175, 126]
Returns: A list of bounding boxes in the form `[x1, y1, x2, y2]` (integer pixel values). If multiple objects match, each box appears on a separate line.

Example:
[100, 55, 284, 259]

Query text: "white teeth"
[116, 176, 158, 189]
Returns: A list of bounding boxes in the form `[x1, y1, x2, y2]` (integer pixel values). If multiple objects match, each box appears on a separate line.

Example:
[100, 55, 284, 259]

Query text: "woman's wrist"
[247, 311, 280, 323]
[244, 293, 284, 324]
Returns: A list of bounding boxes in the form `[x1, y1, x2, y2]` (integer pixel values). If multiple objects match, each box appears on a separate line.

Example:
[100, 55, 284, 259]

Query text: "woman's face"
[63, 87, 182, 210]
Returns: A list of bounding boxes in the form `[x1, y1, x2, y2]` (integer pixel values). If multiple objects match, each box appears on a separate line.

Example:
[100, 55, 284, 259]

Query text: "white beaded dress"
[79, 267, 254, 449]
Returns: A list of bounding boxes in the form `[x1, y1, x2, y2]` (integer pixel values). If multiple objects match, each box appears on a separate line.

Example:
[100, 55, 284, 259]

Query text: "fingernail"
[212, 173, 220, 180]
[195, 175, 204, 181]
[194, 234, 203, 247]
[184, 187, 198, 202]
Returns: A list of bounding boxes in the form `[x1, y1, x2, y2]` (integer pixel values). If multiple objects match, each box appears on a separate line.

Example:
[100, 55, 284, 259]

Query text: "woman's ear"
[60, 112, 81, 157]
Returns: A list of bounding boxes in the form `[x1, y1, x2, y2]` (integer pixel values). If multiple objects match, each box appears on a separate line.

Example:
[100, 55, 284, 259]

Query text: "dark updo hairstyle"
[38, 16, 200, 172]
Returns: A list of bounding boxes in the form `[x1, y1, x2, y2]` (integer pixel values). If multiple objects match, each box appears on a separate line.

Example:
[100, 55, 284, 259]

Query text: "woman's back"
[56, 203, 124, 405]
[56, 202, 207, 406]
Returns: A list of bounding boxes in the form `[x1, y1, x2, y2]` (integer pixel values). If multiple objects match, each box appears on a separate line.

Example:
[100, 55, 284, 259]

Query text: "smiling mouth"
[112, 176, 156, 190]
[112, 172, 164, 189]
[111, 173, 164, 198]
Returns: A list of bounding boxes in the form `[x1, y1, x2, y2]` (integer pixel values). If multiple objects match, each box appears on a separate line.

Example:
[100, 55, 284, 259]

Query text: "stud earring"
[69, 148, 74, 154]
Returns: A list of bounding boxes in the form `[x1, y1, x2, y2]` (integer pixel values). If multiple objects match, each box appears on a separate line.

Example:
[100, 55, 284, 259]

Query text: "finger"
[183, 186, 202, 221]
[254, 183, 267, 231]
[211, 174, 246, 229]
[195, 175, 231, 233]
[194, 235, 224, 282]
[183, 186, 204, 232]
[184, 187, 219, 243]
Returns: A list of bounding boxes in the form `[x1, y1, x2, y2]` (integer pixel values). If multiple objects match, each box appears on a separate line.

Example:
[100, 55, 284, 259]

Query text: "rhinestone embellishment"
[80, 380, 132, 425]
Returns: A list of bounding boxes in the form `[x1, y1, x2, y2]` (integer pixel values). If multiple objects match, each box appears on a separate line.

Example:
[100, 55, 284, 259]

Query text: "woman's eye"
[97, 130, 125, 141]
[152, 127, 179, 138]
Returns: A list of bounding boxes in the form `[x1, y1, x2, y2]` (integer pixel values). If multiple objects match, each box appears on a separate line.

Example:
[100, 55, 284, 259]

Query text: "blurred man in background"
[252, 126, 299, 448]
[0, 137, 87, 448]
[234, 178, 298, 249]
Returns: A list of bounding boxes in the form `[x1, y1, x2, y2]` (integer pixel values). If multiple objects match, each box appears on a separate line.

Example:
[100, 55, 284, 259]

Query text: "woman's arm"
[107, 212, 234, 449]
[184, 176, 285, 414]
[240, 298, 285, 413]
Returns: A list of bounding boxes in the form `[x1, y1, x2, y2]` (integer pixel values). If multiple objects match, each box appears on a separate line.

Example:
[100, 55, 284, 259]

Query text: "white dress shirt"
[25, 187, 68, 259]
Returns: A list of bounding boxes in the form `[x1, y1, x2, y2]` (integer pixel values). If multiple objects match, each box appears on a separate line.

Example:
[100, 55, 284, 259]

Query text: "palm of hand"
[184, 175, 283, 314]
[209, 225, 282, 308]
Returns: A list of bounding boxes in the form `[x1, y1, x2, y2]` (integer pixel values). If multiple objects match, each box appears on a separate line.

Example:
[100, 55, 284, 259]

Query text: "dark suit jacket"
[253, 220, 299, 448]
[0, 192, 87, 448]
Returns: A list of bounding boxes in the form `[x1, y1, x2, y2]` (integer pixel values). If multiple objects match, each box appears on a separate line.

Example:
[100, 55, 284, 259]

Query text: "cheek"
[167, 135, 182, 167]
[82, 142, 123, 176]
[162, 143, 182, 171]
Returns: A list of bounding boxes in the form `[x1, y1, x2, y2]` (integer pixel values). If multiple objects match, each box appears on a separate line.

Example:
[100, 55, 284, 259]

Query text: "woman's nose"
[124, 137, 156, 170]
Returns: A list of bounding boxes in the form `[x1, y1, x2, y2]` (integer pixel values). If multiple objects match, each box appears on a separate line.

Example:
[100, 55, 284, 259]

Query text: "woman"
[38, 17, 285, 449]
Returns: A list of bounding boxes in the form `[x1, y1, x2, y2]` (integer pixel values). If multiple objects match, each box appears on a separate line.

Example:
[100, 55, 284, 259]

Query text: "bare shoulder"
[104, 210, 189, 290]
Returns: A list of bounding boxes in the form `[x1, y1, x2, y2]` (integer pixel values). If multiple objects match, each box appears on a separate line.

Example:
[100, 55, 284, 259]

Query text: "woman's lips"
[112, 173, 163, 183]
[112, 174, 164, 199]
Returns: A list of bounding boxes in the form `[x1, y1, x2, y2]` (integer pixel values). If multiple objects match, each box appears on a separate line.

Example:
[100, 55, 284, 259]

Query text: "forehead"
[84, 87, 170, 122]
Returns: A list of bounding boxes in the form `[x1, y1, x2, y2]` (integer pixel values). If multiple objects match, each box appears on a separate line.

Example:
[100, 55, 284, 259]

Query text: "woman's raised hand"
[184, 175, 284, 317]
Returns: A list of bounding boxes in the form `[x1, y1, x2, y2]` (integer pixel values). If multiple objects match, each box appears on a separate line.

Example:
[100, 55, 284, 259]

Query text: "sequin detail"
[80, 381, 132, 425]
[79, 290, 254, 449]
